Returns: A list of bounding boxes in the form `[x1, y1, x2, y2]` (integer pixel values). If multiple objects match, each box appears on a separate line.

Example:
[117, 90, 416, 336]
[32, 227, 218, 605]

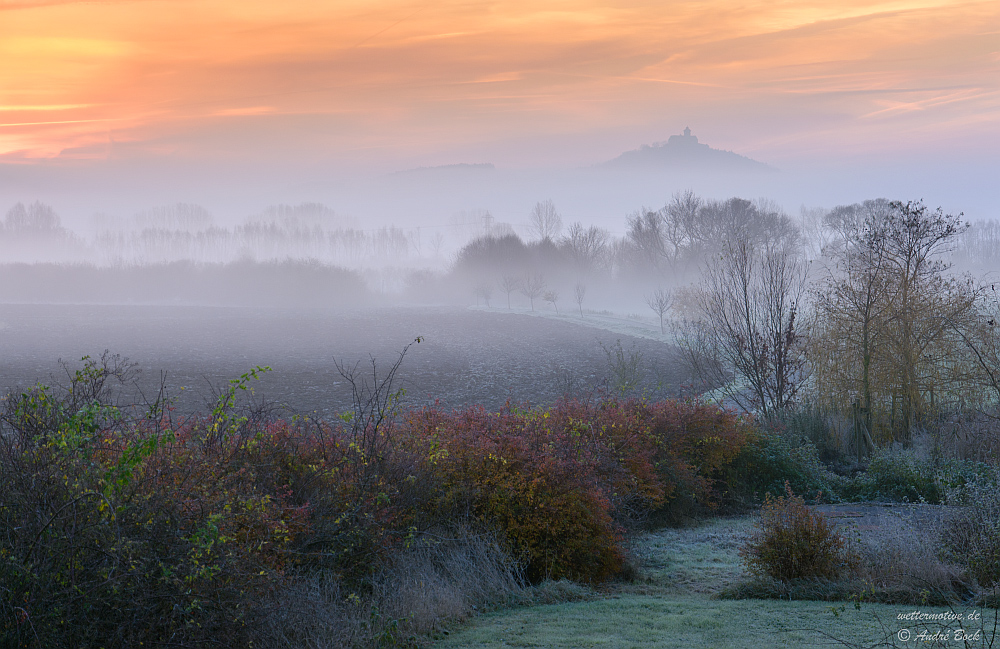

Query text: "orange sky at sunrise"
[1, 0, 999, 168]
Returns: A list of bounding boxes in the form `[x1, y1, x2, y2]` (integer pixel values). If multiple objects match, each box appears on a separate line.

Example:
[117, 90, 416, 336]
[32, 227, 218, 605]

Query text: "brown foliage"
[740, 482, 853, 581]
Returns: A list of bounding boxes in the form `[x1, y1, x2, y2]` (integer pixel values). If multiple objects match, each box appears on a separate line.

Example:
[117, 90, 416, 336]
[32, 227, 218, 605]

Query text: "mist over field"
[4, 2, 1000, 647]
[1, 125, 999, 414]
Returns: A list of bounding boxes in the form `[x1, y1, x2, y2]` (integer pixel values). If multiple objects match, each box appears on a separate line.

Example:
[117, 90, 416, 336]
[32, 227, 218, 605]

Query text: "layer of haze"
[1, 0, 998, 228]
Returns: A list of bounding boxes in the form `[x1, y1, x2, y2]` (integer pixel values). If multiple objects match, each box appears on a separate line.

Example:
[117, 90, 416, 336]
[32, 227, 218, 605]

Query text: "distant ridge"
[390, 162, 496, 177]
[604, 128, 774, 172]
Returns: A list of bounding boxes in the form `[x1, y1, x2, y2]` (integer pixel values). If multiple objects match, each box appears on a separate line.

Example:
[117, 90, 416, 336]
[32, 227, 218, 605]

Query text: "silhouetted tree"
[454, 234, 530, 276]
[645, 288, 673, 334]
[4, 201, 61, 233]
[562, 222, 609, 272]
[662, 190, 701, 267]
[500, 274, 521, 309]
[520, 273, 546, 311]
[574, 283, 587, 316]
[624, 207, 666, 269]
[528, 200, 562, 241]
[474, 281, 494, 307]
[678, 238, 807, 417]
[543, 290, 559, 313]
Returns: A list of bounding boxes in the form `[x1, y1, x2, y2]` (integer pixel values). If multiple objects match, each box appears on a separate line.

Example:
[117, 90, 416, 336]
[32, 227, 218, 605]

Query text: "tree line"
[674, 197, 997, 452]
[453, 194, 1000, 453]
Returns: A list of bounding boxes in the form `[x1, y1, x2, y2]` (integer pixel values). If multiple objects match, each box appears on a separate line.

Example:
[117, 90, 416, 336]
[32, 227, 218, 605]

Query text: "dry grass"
[848, 509, 971, 602]
[376, 529, 526, 634]
[254, 527, 528, 649]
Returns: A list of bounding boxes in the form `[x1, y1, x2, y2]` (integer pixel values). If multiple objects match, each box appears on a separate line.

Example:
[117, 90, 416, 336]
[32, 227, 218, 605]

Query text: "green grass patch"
[433, 594, 981, 649]
[434, 513, 996, 648]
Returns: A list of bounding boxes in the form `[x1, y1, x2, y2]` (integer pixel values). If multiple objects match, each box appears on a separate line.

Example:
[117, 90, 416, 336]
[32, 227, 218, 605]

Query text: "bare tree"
[624, 207, 666, 268]
[662, 190, 701, 267]
[644, 287, 673, 334]
[4, 201, 61, 232]
[430, 231, 446, 258]
[949, 285, 1000, 409]
[678, 238, 807, 417]
[563, 222, 609, 271]
[407, 227, 422, 256]
[543, 290, 559, 313]
[600, 339, 644, 397]
[574, 283, 587, 316]
[500, 274, 521, 309]
[519, 273, 546, 311]
[528, 200, 562, 241]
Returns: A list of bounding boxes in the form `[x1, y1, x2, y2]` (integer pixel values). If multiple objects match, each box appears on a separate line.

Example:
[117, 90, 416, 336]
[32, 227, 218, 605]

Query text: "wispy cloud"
[861, 88, 998, 118]
[0, 104, 95, 111]
[0, 117, 116, 127]
[213, 106, 277, 116]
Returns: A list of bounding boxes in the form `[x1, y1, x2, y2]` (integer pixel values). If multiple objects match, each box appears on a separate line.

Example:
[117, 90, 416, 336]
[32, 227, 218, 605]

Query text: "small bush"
[402, 404, 636, 583]
[841, 447, 993, 504]
[723, 503, 972, 605]
[844, 447, 944, 503]
[725, 432, 842, 507]
[740, 482, 854, 581]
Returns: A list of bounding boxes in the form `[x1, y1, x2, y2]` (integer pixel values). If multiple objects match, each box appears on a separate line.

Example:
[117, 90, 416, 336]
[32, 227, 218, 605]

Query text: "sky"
[1, 0, 999, 223]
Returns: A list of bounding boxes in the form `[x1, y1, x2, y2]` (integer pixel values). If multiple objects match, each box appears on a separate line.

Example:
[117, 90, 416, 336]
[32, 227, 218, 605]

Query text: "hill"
[604, 128, 774, 173]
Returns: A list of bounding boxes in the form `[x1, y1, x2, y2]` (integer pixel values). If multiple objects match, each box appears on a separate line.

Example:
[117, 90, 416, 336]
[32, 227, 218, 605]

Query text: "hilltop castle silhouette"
[666, 126, 698, 146]
[603, 127, 773, 172]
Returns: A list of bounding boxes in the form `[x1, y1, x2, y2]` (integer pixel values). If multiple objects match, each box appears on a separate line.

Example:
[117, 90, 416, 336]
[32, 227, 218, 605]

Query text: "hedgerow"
[1, 353, 757, 647]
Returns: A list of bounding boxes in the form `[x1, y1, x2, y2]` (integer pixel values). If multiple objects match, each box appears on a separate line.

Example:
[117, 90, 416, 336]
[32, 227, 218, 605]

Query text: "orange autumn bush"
[400, 398, 754, 583]
[401, 404, 635, 582]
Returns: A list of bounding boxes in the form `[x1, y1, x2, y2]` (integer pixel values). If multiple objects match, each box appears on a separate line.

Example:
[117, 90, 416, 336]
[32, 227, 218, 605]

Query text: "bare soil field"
[0, 304, 689, 418]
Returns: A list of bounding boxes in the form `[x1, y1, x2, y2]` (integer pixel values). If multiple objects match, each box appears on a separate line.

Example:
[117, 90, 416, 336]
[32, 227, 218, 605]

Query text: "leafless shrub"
[543, 289, 559, 313]
[474, 281, 494, 307]
[600, 339, 643, 397]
